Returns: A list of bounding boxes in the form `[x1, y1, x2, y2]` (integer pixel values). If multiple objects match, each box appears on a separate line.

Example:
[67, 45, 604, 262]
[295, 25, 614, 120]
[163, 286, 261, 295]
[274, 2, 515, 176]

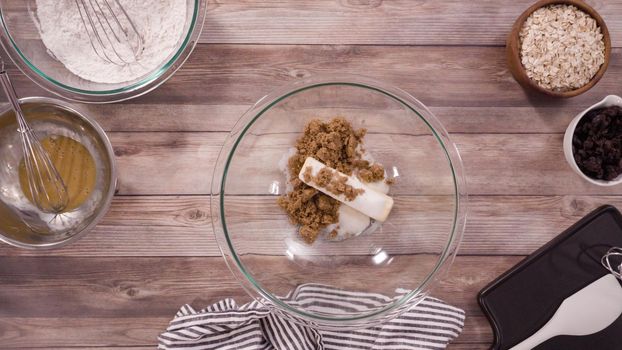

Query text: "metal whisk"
[75, 0, 144, 66]
[602, 247, 622, 280]
[0, 62, 69, 214]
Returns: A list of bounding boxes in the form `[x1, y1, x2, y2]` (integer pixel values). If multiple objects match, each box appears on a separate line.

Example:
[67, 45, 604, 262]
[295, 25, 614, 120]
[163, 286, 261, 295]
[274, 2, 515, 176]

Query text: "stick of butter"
[298, 157, 394, 222]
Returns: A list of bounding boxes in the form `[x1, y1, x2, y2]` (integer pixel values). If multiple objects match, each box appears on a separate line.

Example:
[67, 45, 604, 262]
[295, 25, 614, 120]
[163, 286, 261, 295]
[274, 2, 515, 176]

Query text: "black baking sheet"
[478, 205, 622, 350]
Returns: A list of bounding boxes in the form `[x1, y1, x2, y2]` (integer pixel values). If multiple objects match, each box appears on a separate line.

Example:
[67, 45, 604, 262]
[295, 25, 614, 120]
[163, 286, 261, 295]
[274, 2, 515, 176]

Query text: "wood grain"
[2, 2, 621, 349]
[104, 132, 622, 196]
[109, 132, 223, 195]
[4, 129, 593, 199]
[200, 0, 622, 47]
[0, 195, 617, 257]
[0, 317, 169, 348]
[74, 104, 584, 134]
[0, 255, 518, 348]
[0, 316, 493, 349]
[6, 45, 622, 108]
[6, 0, 622, 47]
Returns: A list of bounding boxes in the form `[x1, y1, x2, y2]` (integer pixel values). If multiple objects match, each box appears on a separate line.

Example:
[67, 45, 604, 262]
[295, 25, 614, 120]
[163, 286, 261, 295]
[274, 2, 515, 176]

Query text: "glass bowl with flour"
[0, 0, 206, 103]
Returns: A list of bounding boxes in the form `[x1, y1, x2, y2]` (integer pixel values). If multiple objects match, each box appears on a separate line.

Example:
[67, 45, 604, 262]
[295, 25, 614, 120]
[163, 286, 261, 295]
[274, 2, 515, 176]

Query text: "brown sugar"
[358, 164, 386, 183]
[277, 187, 339, 244]
[277, 117, 392, 244]
[328, 227, 339, 239]
[305, 166, 365, 201]
[286, 117, 369, 177]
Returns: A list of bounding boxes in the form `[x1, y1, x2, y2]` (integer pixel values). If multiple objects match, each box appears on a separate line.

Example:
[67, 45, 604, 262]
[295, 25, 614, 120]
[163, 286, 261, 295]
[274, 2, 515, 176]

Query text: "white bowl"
[563, 95, 622, 186]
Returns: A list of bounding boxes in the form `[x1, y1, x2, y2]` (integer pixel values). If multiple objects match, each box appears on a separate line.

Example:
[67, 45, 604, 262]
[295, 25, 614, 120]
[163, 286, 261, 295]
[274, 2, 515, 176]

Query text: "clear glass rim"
[211, 74, 468, 326]
[0, 0, 206, 103]
[0, 96, 117, 249]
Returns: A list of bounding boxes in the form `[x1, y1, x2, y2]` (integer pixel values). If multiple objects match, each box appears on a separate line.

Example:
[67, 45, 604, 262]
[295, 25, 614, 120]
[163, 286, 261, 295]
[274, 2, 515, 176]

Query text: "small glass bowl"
[0, 97, 116, 249]
[0, 0, 206, 103]
[211, 75, 467, 329]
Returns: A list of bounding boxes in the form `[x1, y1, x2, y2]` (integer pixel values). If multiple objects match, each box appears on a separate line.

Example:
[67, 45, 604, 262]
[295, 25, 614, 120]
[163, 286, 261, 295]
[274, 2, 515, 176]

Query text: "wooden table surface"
[3, 1, 622, 349]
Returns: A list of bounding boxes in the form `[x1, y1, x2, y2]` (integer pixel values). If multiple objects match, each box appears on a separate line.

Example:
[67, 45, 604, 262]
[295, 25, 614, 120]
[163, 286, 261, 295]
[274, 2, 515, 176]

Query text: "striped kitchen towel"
[158, 284, 465, 350]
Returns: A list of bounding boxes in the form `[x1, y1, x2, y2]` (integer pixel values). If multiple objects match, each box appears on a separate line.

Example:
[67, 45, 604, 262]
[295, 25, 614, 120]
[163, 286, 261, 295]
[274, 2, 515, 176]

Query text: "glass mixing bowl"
[0, 0, 206, 103]
[211, 75, 467, 329]
[0, 97, 116, 249]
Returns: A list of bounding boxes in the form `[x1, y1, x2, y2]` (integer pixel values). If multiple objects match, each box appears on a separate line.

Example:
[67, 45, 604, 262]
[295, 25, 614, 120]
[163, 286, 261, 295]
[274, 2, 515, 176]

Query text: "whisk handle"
[0, 68, 28, 129]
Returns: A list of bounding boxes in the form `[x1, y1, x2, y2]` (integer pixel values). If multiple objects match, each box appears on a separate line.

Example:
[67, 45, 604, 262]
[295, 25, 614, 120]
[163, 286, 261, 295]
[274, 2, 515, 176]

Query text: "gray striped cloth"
[158, 284, 465, 350]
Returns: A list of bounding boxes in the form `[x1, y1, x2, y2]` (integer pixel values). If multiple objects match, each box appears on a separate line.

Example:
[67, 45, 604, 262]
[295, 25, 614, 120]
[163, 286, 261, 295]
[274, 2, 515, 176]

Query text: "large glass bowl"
[211, 75, 467, 329]
[0, 0, 206, 103]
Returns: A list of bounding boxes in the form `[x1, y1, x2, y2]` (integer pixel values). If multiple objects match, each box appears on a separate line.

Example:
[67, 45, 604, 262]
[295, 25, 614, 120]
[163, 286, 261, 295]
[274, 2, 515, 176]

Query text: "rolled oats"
[519, 5, 605, 91]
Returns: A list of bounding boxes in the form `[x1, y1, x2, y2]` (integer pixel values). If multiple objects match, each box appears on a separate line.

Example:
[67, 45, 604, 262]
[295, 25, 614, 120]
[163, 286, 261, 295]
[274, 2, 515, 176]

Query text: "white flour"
[35, 0, 187, 84]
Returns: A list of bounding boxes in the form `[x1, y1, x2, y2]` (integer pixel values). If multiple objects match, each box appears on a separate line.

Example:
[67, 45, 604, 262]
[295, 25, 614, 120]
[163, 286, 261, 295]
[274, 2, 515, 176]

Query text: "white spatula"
[510, 274, 622, 350]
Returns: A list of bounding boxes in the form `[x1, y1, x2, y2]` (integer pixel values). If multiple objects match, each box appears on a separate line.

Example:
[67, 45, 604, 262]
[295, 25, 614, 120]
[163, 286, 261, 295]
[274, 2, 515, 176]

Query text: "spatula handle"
[509, 325, 554, 350]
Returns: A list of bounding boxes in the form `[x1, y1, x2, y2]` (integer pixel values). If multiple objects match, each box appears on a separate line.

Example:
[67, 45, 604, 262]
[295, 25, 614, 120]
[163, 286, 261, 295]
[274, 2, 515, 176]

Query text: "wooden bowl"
[507, 0, 611, 98]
